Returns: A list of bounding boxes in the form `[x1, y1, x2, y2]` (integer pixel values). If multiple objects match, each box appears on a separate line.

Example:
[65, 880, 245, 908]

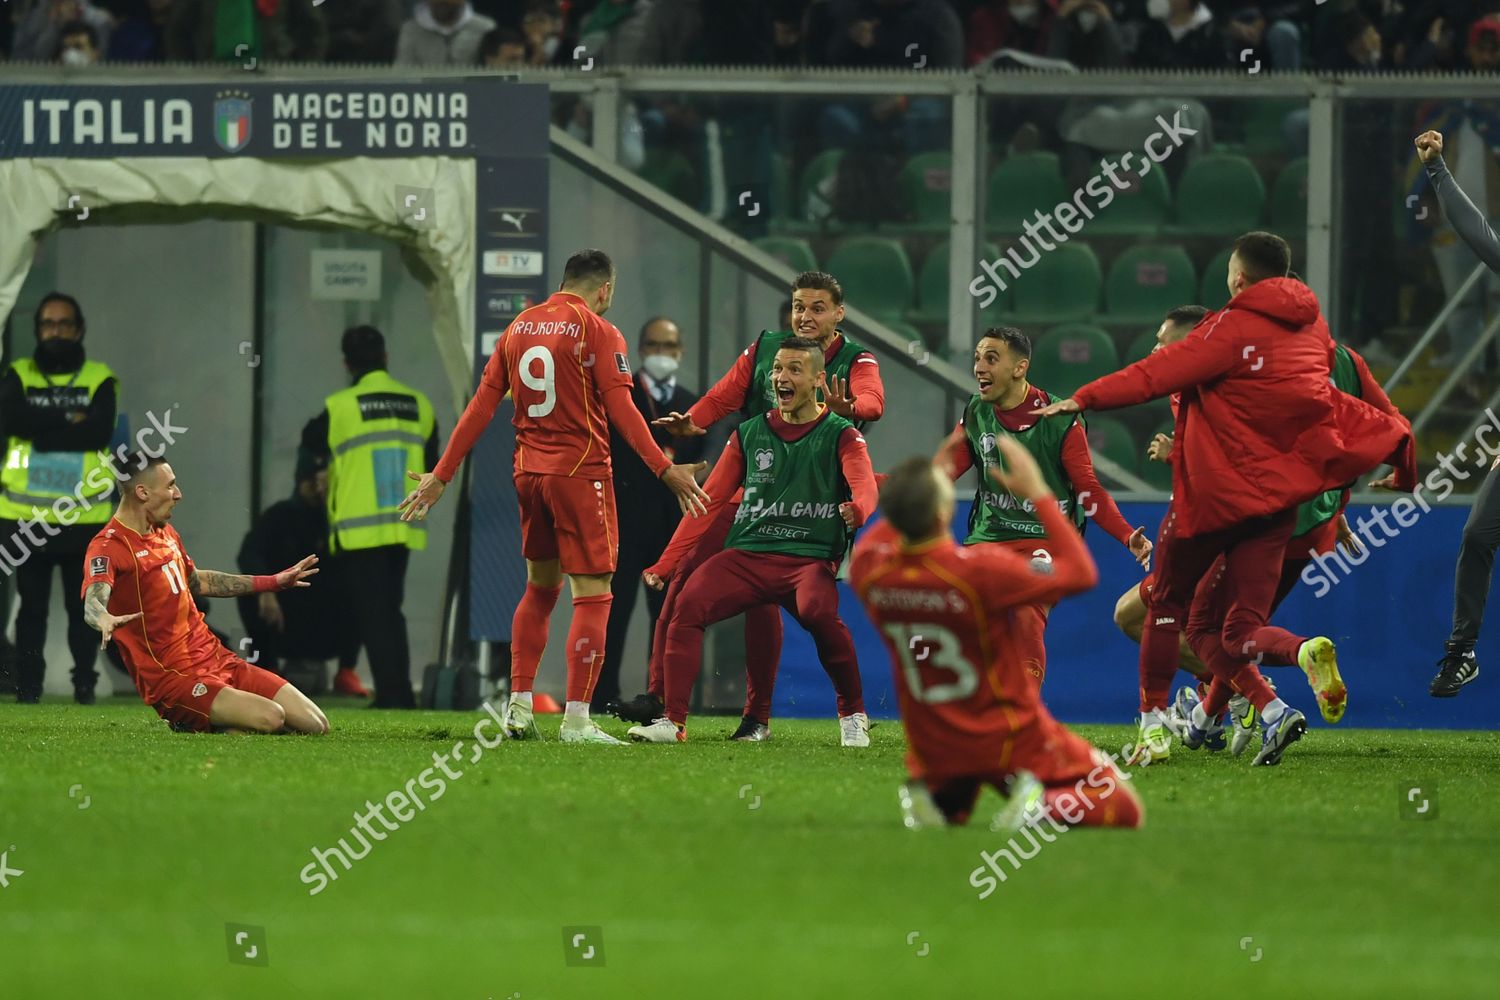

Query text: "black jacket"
[610, 374, 707, 538]
[0, 367, 117, 455]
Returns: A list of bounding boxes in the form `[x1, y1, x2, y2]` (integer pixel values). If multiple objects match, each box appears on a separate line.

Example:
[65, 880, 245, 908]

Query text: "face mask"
[541, 36, 560, 60]
[1010, 4, 1038, 23]
[61, 48, 92, 68]
[34, 337, 85, 374]
[1147, 0, 1172, 20]
[1077, 9, 1100, 32]
[642, 354, 679, 382]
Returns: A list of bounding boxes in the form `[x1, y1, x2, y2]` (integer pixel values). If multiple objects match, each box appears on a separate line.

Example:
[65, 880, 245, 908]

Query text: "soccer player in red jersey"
[627, 337, 877, 744]
[618, 270, 885, 741]
[81, 452, 329, 734]
[400, 249, 710, 744]
[1035, 232, 1414, 765]
[850, 444, 1142, 837]
[932, 327, 1151, 684]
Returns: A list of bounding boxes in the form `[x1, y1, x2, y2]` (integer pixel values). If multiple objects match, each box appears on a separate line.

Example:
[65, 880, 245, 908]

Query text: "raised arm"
[1423, 152, 1500, 274]
[1070, 327, 1241, 413]
[188, 556, 319, 598]
[683, 347, 756, 431]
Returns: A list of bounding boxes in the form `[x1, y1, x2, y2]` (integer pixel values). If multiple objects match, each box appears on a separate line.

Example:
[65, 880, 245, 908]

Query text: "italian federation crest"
[214, 91, 253, 153]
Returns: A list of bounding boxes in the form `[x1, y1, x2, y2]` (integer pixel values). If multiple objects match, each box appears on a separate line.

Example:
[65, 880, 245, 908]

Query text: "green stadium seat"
[911, 238, 1001, 323]
[899, 152, 953, 227]
[1170, 153, 1266, 236]
[1088, 164, 1171, 236]
[1200, 248, 1232, 311]
[825, 236, 915, 320]
[1084, 415, 1138, 477]
[987, 152, 1068, 234]
[1271, 156, 1308, 237]
[753, 236, 817, 273]
[636, 148, 698, 206]
[1125, 327, 1160, 366]
[1003, 241, 1101, 325]
[1104, 244, 1198, 325]
[798, 149, 843, 219]
[1242, 99, 1303, 156]
[1031, 322, 1118, 396]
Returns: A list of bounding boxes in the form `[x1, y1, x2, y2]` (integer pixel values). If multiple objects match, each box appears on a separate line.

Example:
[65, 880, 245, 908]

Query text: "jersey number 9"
[519, 345, 557, 418]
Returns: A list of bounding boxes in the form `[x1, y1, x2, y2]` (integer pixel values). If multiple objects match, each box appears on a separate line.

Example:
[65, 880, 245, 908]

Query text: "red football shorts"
[1137, 571, 1155, 605]
[515, 471, 618, 575]
[152, 648, 288, 733]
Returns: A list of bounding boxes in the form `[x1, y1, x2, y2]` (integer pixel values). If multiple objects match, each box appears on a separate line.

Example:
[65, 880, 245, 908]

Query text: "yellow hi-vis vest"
[325, 370, 435, 553]
[0, 358, 116, 525]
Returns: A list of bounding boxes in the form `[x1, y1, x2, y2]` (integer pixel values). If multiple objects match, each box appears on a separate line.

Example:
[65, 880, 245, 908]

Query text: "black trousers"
[336, 545, 414, 708]
[10, 523, 99, 701]
[1452, 462, 1500, 645]
[597, 510, 676, 708]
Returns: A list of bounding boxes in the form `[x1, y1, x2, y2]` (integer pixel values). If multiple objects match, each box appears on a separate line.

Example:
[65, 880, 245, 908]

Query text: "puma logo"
[500, 211, 527, 231]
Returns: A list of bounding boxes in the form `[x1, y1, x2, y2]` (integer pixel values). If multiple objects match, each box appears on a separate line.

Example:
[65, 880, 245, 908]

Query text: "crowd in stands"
[2, 0, 1499, 73]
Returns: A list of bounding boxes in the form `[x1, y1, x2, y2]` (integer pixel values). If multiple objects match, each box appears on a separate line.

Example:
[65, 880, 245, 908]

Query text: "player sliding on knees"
[399, 249, 710, 745]
[629, 337, 877, 745]
[1033, 231, 1415, 766]
[934, 327, 1151, 684]
[82, 451, 329, 734]
[617, 270, 884, 742]
[851, 445, 1142, 831]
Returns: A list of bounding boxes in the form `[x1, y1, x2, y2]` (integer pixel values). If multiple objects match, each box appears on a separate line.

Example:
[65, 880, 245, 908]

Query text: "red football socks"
[509, 582, 561, 693]
[565, 593, 613, 704]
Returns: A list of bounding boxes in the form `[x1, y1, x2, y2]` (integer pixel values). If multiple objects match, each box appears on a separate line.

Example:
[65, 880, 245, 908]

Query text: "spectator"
[55, 18, 99, 64]
[107, 0, 175, 63]
[825, 0, 964, 68]
[597, 317, 708, 712]
[1399, 4, 1500, 71]
[1130, 0, 1228, 68]
[575, 0, 655, 65]
[772, 0, 806, 64]
[166, 0, 328, 62]
[300, 327, 439, 709]
[13, 0, 113, 62]
[635, 0, 777, 65]
[323, 0, 403, 63]
[967, 0, 1059, 66]
[395, 0, 496, 65]
[1320, 10, 1386, 69]
[480, 25, 528, 66]
[520, 0, 570, 66]
[1222, 4, 1302, 71]
[1047, 0, 1127, 67]
[0, 292, 118, 705]
[236, 451, 365, 697]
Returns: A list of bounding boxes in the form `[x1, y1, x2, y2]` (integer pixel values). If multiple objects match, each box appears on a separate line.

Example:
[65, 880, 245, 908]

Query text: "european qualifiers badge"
[214, 90, 253, 154]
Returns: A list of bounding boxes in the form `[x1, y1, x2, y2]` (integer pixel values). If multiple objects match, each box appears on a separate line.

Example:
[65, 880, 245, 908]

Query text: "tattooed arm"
[188, 555, 321, 599]
[83, 581, 141, 648]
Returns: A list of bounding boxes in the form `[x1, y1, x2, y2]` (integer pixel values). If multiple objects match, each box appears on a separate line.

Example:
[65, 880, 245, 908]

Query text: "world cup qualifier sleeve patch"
[90, 556, 109, 577]
[615, 353, 630, 374]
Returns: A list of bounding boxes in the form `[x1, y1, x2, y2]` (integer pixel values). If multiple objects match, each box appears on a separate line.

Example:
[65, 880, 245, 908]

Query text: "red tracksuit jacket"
[1074, 278, 1415, 537]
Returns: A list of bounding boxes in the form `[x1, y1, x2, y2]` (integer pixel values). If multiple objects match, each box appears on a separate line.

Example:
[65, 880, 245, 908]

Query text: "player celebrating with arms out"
[400, 249, 710, 745]
[935, 327, 1152, 682]
[850, 444, 1142, 831]
[618, 271, 885, 742]
[82, 452, 329, 734]
[629, 337, 877, 744]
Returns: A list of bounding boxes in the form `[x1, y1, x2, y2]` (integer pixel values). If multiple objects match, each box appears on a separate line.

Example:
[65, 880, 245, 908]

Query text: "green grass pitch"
[2, 699, 1497, 998]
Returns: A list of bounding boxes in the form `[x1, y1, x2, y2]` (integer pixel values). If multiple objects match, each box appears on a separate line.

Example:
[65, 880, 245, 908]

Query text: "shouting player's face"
[135, 462, 182, 527]
[790, 289, 843, 346]
[1153, 318, 1192, 351]
[771, 348, 824, 415]
[973, 337, 1026, 403]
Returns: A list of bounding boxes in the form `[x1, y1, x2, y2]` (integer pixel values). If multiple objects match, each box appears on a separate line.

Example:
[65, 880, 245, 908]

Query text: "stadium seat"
[753, 236, 817, 273]
[911, 238, 1001, 323]
[1170, 153, 1265, 236]
[636, 148, 699, 206]
[1004, 240, 1101, 325]
[1200, 248, 1232, 310]
[1088, 164, 1171, 236]
[825, 236, 915, 320]
[798, 149, 843, 219]
[1084, 415, 1138, 477]
[1125, 327, 1160, 366]
[1031, 322, 1118, 396]
[1242, 99, 1304, 156]
[1104, 244, 1198, 325]
[987, 152, 1068, 234]
[1271, 156, 1308, 237]
[899, 151, 953, 228]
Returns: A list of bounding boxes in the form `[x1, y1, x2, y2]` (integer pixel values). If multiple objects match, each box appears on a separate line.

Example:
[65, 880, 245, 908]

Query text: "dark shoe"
[16, 692, 40, 704]
[74, 687, 96, 705]
[729, 715, 771, 742]
[614, 691, 664, 725]
[1430, 643, 1479, 697]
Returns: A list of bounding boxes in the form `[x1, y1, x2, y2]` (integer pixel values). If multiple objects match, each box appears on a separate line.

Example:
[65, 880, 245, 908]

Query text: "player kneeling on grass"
[630, 337, 877, 745]
[850, 444, 1142, 830]
[82, 451, 329, 734]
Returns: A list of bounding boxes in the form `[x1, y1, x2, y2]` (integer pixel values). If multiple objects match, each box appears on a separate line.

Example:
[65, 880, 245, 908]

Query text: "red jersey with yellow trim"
[497, 291, 635, 479]
[849, 505, 1097, 780]
[82, 518, 223, 703]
